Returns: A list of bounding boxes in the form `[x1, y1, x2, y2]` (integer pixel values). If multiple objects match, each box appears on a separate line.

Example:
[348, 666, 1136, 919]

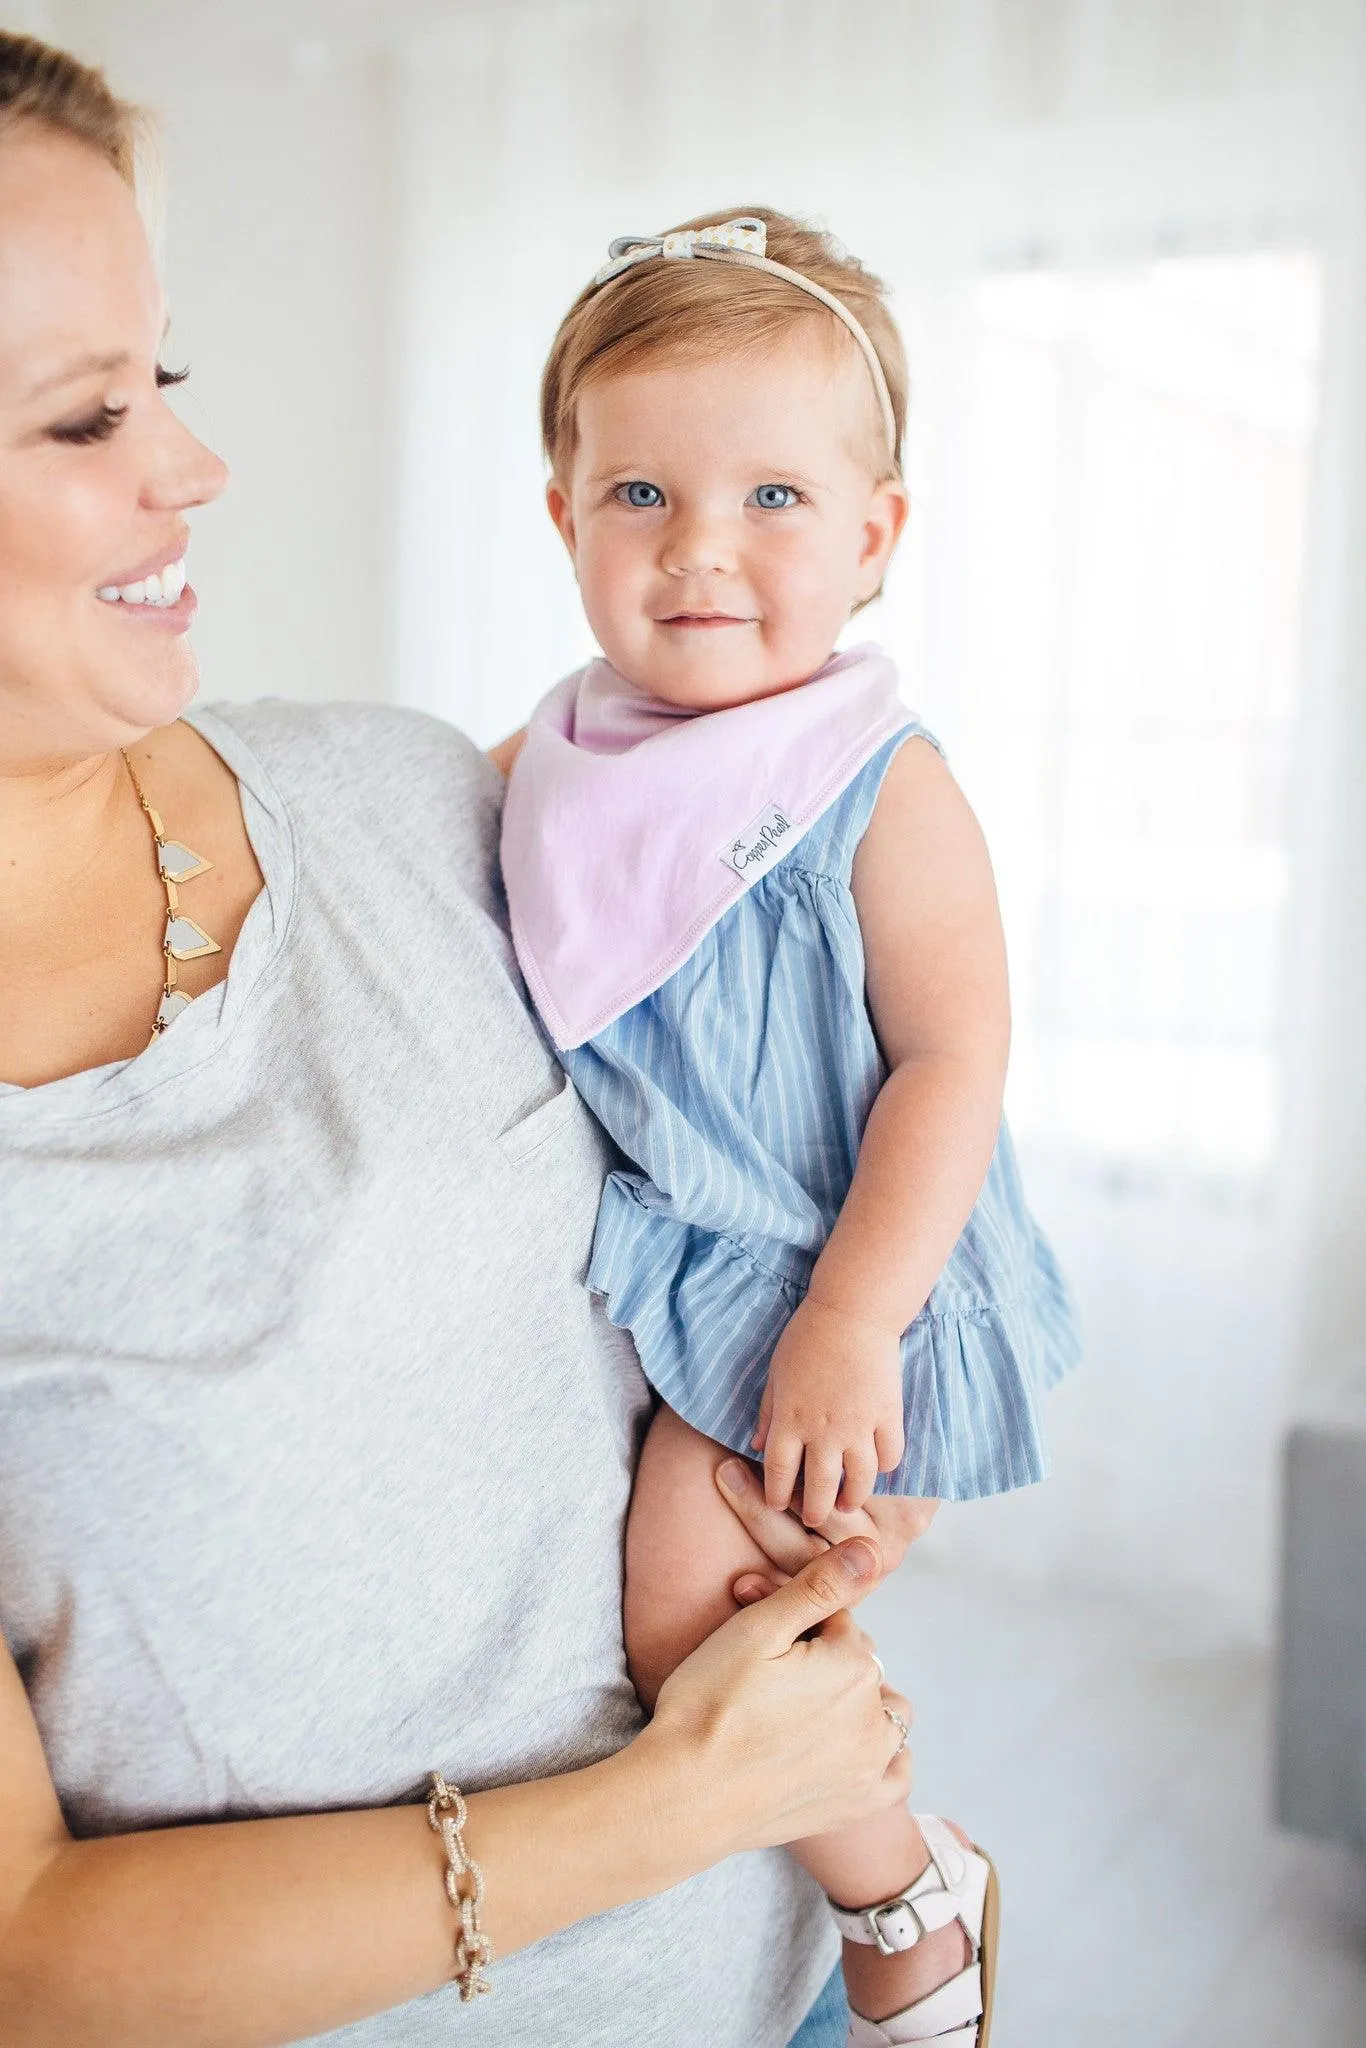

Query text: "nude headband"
[588, 216, 899, 463]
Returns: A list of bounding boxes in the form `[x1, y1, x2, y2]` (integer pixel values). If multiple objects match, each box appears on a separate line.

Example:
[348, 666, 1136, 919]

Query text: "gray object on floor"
[1276, 1355, 1366, 1857]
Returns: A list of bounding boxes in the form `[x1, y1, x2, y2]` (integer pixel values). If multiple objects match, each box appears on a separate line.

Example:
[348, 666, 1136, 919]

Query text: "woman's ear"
[854, 476, 910, 604]
[546, 476, 578, 564]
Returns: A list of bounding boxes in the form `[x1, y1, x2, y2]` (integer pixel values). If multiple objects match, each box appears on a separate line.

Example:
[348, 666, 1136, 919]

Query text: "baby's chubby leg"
[624, 1402, 775, 1709]
[625, 1406, 970, 2025]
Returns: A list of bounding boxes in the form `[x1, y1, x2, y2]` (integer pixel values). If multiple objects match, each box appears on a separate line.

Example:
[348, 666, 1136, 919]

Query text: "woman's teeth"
[96, 557, 187, 608]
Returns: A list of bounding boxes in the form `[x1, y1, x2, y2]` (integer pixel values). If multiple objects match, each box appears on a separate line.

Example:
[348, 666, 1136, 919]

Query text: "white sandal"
[826, 1814, 999, 2046]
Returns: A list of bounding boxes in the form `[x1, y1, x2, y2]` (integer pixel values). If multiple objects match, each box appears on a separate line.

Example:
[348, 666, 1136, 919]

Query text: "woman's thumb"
[743, 1537, 882, 1648]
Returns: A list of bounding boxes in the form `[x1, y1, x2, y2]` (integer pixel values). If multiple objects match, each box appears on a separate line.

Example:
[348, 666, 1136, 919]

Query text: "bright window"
[954, 255, 1322, 1175]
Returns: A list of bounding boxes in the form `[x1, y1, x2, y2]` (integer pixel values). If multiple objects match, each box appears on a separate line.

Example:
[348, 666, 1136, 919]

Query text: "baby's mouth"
[656, 612, 757, 629]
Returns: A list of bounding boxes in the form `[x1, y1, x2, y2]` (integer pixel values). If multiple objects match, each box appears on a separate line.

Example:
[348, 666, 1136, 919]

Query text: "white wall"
[46, 1, 397, 708]
[8, 1, 57, 34]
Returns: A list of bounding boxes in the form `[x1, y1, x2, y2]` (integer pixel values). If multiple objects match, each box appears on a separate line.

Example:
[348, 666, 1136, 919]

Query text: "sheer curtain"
[391, 0, 1366, 1639]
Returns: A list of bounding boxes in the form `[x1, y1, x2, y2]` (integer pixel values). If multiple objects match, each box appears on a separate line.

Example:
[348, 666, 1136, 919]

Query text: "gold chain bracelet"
[427, 1773, 493, 2001]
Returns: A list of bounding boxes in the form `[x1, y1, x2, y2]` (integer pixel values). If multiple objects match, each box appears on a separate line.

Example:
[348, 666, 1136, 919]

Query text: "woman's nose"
[143, 414, 230, 515]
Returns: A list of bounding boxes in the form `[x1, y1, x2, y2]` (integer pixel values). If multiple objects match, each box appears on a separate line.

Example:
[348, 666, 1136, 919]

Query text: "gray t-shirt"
[0, 700, 834, 2045]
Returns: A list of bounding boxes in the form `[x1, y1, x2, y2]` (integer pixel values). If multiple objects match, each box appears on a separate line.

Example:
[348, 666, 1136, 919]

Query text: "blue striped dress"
[561, 726, 1080, 1501]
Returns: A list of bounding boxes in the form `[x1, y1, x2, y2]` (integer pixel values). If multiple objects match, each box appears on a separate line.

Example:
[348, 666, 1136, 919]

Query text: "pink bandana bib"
[501, 641, 913, 1050]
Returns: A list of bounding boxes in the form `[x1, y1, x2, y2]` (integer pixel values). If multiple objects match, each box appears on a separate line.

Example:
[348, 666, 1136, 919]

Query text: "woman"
[0, 34, 922, 2048]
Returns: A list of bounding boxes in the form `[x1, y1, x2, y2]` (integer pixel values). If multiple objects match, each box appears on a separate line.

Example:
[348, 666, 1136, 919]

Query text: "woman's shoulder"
[193, 696, 504, 891]
[193, 697, 508, 931]
[196, 696, 498, 809]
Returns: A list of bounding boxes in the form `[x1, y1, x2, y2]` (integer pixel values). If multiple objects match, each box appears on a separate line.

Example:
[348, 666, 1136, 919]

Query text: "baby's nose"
[661, 514, 739, 576]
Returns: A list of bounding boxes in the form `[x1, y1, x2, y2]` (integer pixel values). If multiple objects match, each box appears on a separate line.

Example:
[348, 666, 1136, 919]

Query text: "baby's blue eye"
[621, 481, 663, 508]
[751, 483, 798, 510]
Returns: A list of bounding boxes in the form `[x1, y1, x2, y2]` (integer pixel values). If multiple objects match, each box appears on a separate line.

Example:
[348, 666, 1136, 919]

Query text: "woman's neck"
[0, 748, 131, 938]
[0, 718, 263, 1089]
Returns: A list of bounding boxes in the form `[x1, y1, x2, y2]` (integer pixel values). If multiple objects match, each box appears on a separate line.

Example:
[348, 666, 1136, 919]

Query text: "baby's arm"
[487, 728, 527, 776]
[757, 737, 1011, 1523]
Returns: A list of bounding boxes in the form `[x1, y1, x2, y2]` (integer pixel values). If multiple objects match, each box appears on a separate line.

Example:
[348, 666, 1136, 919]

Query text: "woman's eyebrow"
[22, 320, 173, 403]
[23, 348, 131, 401]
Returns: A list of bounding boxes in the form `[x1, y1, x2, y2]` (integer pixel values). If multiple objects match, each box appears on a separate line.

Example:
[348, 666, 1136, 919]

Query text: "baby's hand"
[753, 1297, 907, 1526]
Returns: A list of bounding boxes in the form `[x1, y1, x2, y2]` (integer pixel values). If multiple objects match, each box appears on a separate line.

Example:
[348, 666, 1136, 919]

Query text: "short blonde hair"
[541, 205, 909, 481]
[0, 30, 143, 187]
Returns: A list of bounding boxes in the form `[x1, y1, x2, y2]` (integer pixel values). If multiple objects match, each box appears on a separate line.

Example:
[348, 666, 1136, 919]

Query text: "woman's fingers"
[732, 1571, 788, 1605]
[814, 1604, 862, 1646]
[734, 1537, 882, 1656]
[716, 1458, 831, 1575]
[809, 1496, 940, 1576]
[649, 1539, 912, 1855]
[716, 1459, 914, 1611]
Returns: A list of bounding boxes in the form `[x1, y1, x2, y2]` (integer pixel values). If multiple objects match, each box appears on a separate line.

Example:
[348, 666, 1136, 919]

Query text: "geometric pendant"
[154, 988, 194, 1032]
[165, 913, 222, 962]
[157, 839, 213, 884]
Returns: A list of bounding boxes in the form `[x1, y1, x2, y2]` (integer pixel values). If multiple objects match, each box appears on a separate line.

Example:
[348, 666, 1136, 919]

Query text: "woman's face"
[0, 125, 227, 771]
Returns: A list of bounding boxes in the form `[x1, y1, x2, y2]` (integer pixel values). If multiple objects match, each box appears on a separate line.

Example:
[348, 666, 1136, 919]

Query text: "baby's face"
[548, 332, 907, 709]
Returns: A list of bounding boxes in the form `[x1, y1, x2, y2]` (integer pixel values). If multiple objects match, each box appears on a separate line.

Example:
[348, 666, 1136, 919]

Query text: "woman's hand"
[638, 1538, 912, 1857]
[714, 1455, 940, 1604]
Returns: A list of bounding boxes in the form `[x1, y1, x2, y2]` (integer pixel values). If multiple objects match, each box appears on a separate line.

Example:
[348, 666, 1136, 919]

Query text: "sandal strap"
[845, 1962, 984, 2046]
[828, 1815, 986, 1956]
[848, 2022, 979, 2048]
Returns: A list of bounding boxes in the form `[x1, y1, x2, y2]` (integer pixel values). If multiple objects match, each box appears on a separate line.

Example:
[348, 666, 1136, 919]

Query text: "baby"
[495, 210, 1079, 2048]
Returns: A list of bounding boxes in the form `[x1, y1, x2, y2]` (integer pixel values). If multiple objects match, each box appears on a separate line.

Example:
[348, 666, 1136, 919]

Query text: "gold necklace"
[120, 748, 221, 1043]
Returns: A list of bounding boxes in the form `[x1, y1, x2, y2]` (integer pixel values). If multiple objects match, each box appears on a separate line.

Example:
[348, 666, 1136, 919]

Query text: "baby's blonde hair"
[541, 205, 909, 482]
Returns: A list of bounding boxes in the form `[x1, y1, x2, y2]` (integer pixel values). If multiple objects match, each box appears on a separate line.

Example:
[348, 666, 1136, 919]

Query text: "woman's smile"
[95, 538, 196, 629]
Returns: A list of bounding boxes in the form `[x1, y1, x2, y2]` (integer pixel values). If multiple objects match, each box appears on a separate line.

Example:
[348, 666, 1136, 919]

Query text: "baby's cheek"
[578, 556, 646, 663]
[770, 537, 851, 614]
[760, 589, 848, 681]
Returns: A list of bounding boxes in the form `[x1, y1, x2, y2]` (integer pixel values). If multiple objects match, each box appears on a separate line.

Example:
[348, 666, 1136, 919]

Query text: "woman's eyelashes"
[48, 364, 190, 445]
[50, 402, 128, 445]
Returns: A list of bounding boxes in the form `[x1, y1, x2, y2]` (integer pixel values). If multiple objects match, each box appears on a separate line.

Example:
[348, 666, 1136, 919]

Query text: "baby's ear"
[856, 475, 910, 603]
[546, 477, 577, 558]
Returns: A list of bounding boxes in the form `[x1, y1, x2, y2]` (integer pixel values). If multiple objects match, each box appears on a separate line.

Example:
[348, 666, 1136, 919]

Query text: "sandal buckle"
[869, 1897, 923, 1955]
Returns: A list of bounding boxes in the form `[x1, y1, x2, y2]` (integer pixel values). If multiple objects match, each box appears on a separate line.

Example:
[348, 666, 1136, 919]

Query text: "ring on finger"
[871, 1654, 886, 1684]
[883, 1707, 910, 1751]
